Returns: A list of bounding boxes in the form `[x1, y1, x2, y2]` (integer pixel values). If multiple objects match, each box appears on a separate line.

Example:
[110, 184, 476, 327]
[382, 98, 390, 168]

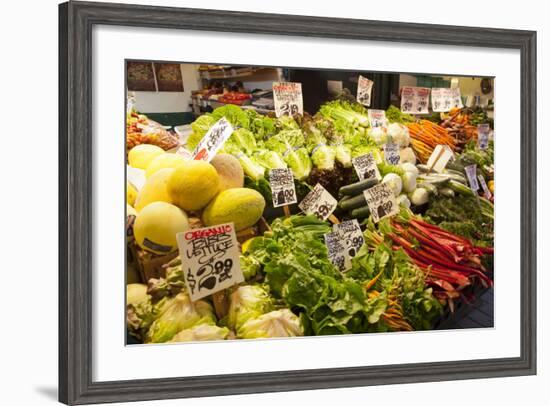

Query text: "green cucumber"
[351, 205, 371, 219]
[340, 194, 367, 211]
[339, 178, 378, 196]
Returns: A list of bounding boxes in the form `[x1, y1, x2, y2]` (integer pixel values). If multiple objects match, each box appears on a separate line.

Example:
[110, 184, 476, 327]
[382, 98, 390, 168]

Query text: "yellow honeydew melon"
[134, 168, 174, 211]
[167, 160, 220, 212]
[128, 144, 165, 169]
[202, 188, 265, 231]
[127, 181, 138, 206]
[145, 153, 188, 178]
[210, 154, 244, 191]
[133, 201, 189, 255]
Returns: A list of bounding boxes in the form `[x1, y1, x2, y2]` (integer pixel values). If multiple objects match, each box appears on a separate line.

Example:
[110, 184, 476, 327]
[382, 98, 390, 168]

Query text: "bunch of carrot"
[406, 120, 456, 163]
[368, 290, 413, 332]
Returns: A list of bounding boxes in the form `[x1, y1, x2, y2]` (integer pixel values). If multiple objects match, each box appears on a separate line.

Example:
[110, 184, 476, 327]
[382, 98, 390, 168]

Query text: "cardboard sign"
[478, 175, 492, 199]
[368, 109, 388, 128]
[333, 219, 365, 259]
[363, 183, 399, 223]
[464, 164, 480, 192]
[401, 86, 430, 114]
[176, 223, 244, 302]
[477, 124, 490, 150]
[324, 231, 351, 273]
[192, 117, 234, 162]
[357, 75, 374, 106]
[273, 82, 303, 117]
[299, 183, 338, 221]
[269, 168, 297, 208]
[352, 153, 381, 181]
[431, 88, 464, 112]
[383, 143, 400, 165]
[426, 145, 454, 173]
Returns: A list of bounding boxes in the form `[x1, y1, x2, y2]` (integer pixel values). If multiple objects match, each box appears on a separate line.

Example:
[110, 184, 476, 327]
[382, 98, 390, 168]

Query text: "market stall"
[125, 65, 494, 344]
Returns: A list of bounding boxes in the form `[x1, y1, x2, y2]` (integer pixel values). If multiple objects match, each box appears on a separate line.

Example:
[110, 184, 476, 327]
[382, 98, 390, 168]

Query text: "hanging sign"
[357, 75, 374, 106]
[299, 183, 338, 221]
[273, 82, 303, 117]
[401, 86, 430, 114]
[192, 117, 234, 162]
[363, 183, 399, 223]
[176, 223, 244, 302]
[269, 168, 297, 208]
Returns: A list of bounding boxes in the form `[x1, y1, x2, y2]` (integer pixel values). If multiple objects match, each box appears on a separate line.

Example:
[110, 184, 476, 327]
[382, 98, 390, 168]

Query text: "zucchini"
[339, 178, 378, 196]
[351, 205, 371, 219]
[337, 195, 352, 209]
[340, 193, 367, 211]
[439, 187, 455, 198]
[446, 162, 465, 172]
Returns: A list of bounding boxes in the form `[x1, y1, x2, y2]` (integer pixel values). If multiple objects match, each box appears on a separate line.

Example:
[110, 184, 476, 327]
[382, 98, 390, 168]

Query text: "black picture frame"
[59, 1, 537, 404]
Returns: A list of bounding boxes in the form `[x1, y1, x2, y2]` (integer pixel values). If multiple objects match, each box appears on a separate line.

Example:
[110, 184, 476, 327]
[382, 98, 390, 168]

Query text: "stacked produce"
[126, 110, 179, 152]
[126, 97, 495, 344]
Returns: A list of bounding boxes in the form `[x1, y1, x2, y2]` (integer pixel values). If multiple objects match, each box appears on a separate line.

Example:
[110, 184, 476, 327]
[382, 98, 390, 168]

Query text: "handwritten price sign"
[401, 86, 430, 115]
[273, 82, 303, 118]
[176, 223, 243, 301]
[363, 183, 399, 223]
[357, 75, 374, 107]
[192, 117, 234, 162]
[299, 183, 337, 221]
[352, 153, 381, 181]
[269, 168, 297, 208]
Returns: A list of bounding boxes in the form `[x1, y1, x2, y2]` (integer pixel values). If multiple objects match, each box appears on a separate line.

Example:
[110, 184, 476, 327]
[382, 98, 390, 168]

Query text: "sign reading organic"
[269, 168, 297, 208]
[363, 183, 399, 223]
[299, 183, 338, 221]
[176, 223, 243, 301]
[356, 75, 374, 107]
[273, 82, 303, 117]
[192, 117, 234, 162]
[401, 86, 430, 114]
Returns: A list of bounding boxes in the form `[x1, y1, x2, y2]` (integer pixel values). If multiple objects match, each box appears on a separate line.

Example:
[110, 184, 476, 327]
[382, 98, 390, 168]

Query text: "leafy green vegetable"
[386, 105, 415, 124]
[227, 285, 273, 333]
[238, 309, 303, 338]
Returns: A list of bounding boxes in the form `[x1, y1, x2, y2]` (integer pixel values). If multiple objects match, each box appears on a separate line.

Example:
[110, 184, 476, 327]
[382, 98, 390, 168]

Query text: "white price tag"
[273, 82, 303, 117]
[464, 164, 480, 192]
[176, 223, 244, 302]
[426, 145, 454, 173]
[333, 219, 365, 259]
[401, 86, 430, 114]
[431, 88, 463, 112]
[368, 109, 388, 128]
[450, 87, 464, 109]
[126, 165, 146, 192]
[269, 168, 297, 208]
[477, 124, 490, 150]
[357, 75, 374, 107]
[352, 153, 381, 181]
[363, 183, 399, 223]
[383, 143, 400, 165]
[192, 117, 234, 162]
[478, 175, 492, 199]
[299, 183, 337, 221]
[324, 231, 352, 273]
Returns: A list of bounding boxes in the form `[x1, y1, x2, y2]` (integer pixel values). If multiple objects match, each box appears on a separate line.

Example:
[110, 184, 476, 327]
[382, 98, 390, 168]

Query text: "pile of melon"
[127, 145, 265, 255]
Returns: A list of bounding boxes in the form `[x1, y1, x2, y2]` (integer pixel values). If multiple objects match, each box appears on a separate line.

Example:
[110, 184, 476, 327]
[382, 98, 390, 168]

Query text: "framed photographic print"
[59, 1, 537, 405]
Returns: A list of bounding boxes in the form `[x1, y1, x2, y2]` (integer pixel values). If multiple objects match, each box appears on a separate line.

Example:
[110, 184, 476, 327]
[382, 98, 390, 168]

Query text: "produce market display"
[126, 70, 494, 344]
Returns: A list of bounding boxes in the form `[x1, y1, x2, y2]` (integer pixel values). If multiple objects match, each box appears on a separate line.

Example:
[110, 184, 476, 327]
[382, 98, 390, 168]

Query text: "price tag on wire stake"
[383, 143, 400, 165]
[192, 117, 234, 162]
[324, 231, 352, 273]
[299, 183, 337, 221]
[273, 82, 303, 117]
[368, 109, 388, 128]
[176, 223, 244, 302]
[363, 183, 399, 223]
[477, 124, 490, 150]
[352, 153, 381, 181]
[464, 164, 480, 192]
[333, 219, 365, 260]
[269, 168, 297, 208]
[478, 175, 492, 199]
